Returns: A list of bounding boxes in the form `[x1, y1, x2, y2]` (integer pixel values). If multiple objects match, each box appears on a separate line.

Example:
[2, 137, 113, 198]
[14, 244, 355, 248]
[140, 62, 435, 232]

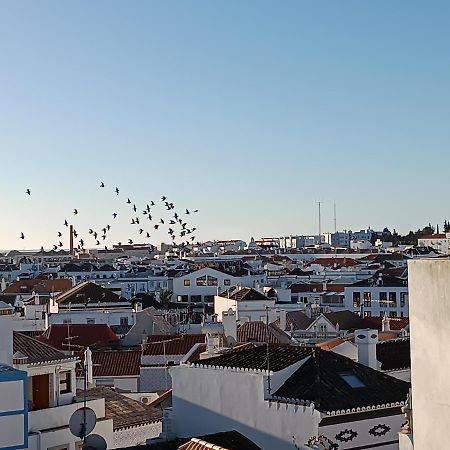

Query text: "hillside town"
[1, 226, 447, 449]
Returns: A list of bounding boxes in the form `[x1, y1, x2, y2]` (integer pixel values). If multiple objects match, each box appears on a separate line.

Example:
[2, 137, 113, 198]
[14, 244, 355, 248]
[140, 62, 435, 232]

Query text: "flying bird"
[161, 196, 166, 201]
[73, 230, 78, 238]
[146, 232, 151, 238]
[139, 229, 144, 234]
[57, 232, 62, 237]
[20, 232, 25, 239]
[73, 209, 78, 215]
[135, 218, 140, 224]
[185, 209, 190, 215]
[64, 220, 69, 227]
[160, 219, 165, 224]
[127, 198, 131, 204]
[112, 213, 117, 219]
[88, 229, 93, 234]
[106, 225, 111, 231]
[53, 245, 58, 251]
[26, 189, 31, 196]
[96, 240, 100, 246]
[100, 182, 105, 188]
[131, 218, 136, 225]
[59, 241, 63, 247]
[115, 187, 119, 195]
[93, 232, 98, 239]
[133, 204, 137, 212]
[128, 239, 133, 244]
[154, 224, 159, 230]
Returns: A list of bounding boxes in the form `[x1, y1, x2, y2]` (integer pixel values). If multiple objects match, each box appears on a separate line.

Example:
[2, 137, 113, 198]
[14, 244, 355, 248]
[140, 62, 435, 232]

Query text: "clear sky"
[1, 1, 450, 250]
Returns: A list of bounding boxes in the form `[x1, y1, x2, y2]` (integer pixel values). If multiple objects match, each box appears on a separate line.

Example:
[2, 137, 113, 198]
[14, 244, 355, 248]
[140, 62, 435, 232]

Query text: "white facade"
[170, 361, 406, 450]
[408, 259, 450, 449]
[49, 306, 137, 327]
[344, 285, 409, 317]
[172, 268, 266, 303]
[214, 294, 275, 322]
[417, 233, 450, 254]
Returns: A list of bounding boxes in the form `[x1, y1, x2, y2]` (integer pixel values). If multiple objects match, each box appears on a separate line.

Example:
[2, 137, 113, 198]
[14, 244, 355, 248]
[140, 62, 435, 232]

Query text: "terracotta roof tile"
[144, 334, 205, 356]
[237, 322, 291, 344]
[3, 279, 72, 295]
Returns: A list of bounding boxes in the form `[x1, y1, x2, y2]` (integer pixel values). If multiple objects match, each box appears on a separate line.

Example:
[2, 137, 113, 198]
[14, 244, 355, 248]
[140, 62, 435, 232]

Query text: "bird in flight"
[20, 232, 25, 239]
[64, 220, 69, 227]
[161, 196, 166, 201]
[26, 189, 31, 196]
[133, 204, 137, 212]
[128, 239, 133, 244]
[154, 224, 160, 230]
[88, 229, 93, 234]
[100, 182, 105, 188]
[53, 245, 58, 251]
[112, 213, 117, 219]
[185, 209, 190, 215]
[115, 187, 119, 195]
[58, 232, 62, 237]
[146, 232, 151, 238]
[139, 229, 144, 234]
[127, 198, 131, 204]
[73, 209, 78, 215]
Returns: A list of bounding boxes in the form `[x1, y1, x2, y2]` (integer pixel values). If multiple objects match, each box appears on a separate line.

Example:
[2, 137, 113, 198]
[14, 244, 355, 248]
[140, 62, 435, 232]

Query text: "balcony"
[28, 398, 105, 432]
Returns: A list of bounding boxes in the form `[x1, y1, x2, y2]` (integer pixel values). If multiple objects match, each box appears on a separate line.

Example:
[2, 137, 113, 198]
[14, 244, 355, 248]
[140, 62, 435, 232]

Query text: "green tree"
[159, 288, 173, 310]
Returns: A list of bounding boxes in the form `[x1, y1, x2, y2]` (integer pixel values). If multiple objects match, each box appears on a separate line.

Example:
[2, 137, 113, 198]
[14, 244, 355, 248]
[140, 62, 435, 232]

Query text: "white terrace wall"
[170, 364, 321, 450]
[112, 422, 162, 448]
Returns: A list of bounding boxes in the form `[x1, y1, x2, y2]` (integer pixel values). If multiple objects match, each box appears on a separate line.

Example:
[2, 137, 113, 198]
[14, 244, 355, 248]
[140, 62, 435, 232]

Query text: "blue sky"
[1, 1, 449, 249]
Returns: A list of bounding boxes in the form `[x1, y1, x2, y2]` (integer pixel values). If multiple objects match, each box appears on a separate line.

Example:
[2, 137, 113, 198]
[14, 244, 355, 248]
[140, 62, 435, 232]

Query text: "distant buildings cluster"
[0, 229, 447, 449]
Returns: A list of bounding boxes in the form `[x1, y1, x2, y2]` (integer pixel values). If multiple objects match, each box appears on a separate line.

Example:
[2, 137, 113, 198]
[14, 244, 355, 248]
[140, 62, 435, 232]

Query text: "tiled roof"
[288, 268, 314, 276]
[79, 350, 142, 377]
[179, 431, 262, 450]
[273, 349, 410, 413]
[77, 387, 161, 430]
[144, 334, 205, 356]
[3, 279, 72, 295]
[361, 316, 409, 331]
[323, 311, 366, 331]
[277, 310, 314, 331]
[218, 287, 270, 302]
[39, 324, 118, 351]
[13, 331, 76, 365]
[305, 257, 361, 269]
[376, 339, 410, 371]
[193, 344, 312, 372]
[55, 281, 126, 304]
[237, 322, 291, 344]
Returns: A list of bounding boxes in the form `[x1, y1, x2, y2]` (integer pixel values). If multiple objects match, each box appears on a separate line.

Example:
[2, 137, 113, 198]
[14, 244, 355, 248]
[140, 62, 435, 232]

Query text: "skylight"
[340, 372, 366, 388]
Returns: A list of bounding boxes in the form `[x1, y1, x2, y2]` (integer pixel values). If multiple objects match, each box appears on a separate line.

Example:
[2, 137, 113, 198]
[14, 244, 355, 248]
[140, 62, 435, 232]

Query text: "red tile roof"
[305, 257, 361, 269]
[39, 324, 119, 351]
[88, 350, 142, 377]
[3, 279, 72, 295]
[362, 316, 409, 331]
[237, 322, 291, 344]
[219, 287, 270, 301]
[143, 334, 205, 356]
[420, 234, 447, 239]
[290, 283, 346, 294]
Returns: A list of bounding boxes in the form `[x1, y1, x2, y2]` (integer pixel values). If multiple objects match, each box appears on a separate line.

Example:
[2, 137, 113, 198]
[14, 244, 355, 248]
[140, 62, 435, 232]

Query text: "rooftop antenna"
[334, 202, 337, 234]
[318, 202, 322, 237]
[265, 306, 271, 396]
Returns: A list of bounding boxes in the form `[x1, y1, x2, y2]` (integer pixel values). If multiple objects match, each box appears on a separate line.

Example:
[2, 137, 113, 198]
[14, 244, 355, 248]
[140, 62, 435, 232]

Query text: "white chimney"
[279, 309, 287, 331]
[305, 303, 312, 318]
[222, 308, 237, 343]
[135, 302, 142, 312]
[0, 302, 14, 365]
[84, 347, 93, 385]
[355, 329, 378, 370]
[1, 278, 6, 292]
[382, 312, 391, 332]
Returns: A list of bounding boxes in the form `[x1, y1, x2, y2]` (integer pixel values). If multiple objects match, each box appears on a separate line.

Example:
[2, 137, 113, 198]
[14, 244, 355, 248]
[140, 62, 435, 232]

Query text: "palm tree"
[159, 289, 173, 310]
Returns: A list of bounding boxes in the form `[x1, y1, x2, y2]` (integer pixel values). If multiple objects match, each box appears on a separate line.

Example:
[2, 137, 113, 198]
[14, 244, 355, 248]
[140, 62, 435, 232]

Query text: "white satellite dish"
[69, 407, 96, 438]
[83, 434, 107, 450]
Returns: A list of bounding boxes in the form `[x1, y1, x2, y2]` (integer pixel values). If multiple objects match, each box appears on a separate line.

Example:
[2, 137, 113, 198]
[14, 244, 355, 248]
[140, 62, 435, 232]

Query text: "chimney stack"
[382, 312, 391, 332]
[355, 329, 378, 370]
[84, 347, 93, 386]
[222, 308, 237, 344]
[279, 309, 287, 331]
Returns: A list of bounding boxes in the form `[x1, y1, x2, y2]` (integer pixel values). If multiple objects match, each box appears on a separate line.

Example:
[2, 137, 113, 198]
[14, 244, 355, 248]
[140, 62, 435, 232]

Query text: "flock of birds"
[20, 184, 200, 251]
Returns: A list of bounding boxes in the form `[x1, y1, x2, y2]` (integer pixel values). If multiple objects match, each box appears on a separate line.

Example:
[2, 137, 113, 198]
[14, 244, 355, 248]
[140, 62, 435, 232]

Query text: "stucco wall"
[170, 365, 321, 450]
[112, 422, 162, 448]
[408, 259, 450, 449]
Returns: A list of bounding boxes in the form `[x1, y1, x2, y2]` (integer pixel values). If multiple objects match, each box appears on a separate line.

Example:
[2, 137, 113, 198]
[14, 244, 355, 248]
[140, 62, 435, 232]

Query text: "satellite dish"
[83, 434, 107, 450]
[69, 407, 96, 438]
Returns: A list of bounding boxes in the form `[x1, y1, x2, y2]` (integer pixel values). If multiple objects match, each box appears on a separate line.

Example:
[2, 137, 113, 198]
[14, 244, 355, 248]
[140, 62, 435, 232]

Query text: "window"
[353, 292, 361, 308]
[340, 372, 365, 388]
[389, 311, 398, 318]
[204, 295, 214, 303]
[177, 295, 188, 303]
[86, 318, 95, 324]
[379, 291, 388, 308]
[389, 292, 397, 307]
[400, 292, 407, 307]
[196, 276, 207, 286]
[207, 276, 218, 286]
[59, 371, 72, 394]
[224, 279, 231, 286]
[120, 317, 128, 326]
[190, 295, 201, 303]
[319, 324, 327, 332]
[363, 292, 371, 308]
[184, 279, 191, 287]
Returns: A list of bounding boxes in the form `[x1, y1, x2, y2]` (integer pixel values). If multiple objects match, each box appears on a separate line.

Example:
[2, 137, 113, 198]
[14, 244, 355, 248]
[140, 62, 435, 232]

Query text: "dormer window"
[59, 371, 72, 394]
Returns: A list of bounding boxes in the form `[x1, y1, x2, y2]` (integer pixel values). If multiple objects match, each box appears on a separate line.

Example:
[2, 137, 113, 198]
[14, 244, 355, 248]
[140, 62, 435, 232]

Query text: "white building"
[172, 267, 266, 304]
[417, 232, 450, 254]
[169, 343, 409, 450]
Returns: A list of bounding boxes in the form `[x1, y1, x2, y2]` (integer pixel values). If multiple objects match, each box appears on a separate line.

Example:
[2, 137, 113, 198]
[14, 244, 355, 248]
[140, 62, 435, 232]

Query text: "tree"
[159, 288, 173, 310]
